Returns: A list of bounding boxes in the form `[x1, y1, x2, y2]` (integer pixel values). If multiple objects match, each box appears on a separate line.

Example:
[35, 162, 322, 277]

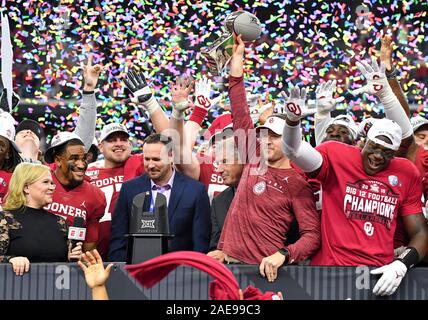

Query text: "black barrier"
[0, 263, 427, 300]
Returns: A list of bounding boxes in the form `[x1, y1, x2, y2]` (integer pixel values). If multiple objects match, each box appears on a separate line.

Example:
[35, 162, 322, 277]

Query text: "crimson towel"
[124, 251, 279, 300]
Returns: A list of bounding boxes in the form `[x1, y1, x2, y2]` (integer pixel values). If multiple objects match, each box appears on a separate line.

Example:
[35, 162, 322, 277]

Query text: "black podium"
[126, 191, 173, 264]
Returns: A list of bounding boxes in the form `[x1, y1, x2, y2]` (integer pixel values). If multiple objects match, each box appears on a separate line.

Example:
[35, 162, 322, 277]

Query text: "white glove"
[351, 57, 391, 99]
[280, 86, 307, 122]
[194, 76, 213, 110]
[370, 260, 407, 296]
[315, 79, 345, 117]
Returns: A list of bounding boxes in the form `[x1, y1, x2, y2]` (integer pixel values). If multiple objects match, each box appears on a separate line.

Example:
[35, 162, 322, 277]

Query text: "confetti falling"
[3, 0, 428, 145]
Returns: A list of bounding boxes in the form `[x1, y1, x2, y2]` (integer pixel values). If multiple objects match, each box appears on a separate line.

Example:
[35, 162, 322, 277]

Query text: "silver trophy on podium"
[202, 11, 261, 75]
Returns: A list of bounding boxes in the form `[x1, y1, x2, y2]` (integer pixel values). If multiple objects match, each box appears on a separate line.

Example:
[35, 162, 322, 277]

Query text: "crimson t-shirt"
[86, 154, 144, 259]
[218, 164, 321, 264]
[0, 170, 12, 208]
[311, 141, 423, 267]
[45, 172, 106, 243]
[197, 153, 228, 202]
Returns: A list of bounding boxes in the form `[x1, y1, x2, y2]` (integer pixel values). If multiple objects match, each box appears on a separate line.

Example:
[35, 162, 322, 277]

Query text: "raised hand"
[194, 76, 213, 110]
[83, 54, 107, 91]
[171, 76, 193, 105]
[170, 76, 192, 120]
[380, 34, 394, 72]
[78, 249, 114, 289]
[315, 79, 345, 116]
[351, 57, 390, 98]
[123, 68, 152, 103]
[230, 34, 245, 77]
[280, 85, 308, 122]
[232, 33, 245, 58]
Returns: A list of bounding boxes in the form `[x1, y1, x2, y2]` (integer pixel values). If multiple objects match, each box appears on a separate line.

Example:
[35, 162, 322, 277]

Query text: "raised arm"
[123, 69, 169, 133]
[228, 35, 259, 164]
[351, 57, 413, 146]
[280, 86, 323, 177]
[379, 34, 418, 158]
[78, 249, 113, 300]
[314, 80, 344, 145]
[73, 54, 106, 151]
[380, 35, 411, 117]
[168, 76, 201, 180]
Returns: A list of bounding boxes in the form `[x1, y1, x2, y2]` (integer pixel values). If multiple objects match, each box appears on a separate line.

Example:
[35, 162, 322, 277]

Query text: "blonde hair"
[3, 163, 51, 211]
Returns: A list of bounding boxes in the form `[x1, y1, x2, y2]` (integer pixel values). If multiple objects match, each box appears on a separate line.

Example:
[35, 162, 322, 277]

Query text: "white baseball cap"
[327, 114, 358, 139]
[410, 115, 428, 133]
[367, 118, 402, 151]
[357, 117, 379, 138]
[99, 123, 129, 142]
[0, 112, 20, 153]
[256, 115, 286, 135]
[44, 131, 83, 163]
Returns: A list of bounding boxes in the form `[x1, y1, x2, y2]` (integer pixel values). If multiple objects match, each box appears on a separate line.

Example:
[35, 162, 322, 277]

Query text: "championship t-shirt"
[310, 141, 423, 267]
[0, 170, 12, 209]
[86, 154, 144, 259]
[45, 172, 106, 243]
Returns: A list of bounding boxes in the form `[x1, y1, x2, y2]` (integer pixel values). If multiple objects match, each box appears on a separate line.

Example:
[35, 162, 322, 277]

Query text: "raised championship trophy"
[201, 11, 262, 75]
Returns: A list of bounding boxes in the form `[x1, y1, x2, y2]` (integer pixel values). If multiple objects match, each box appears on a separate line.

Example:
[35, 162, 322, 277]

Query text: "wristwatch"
[278, 248, 290, 264]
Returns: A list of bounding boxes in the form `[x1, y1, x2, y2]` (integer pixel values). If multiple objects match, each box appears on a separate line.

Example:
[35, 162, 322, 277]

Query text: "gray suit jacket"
[209, 187, 235, 251]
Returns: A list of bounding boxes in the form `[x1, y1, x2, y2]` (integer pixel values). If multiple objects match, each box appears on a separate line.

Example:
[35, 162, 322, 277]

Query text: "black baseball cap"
[16, 119, 44, 140]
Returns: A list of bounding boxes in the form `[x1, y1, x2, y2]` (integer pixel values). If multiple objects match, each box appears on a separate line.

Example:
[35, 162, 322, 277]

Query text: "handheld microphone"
[68, 217, 86, 250]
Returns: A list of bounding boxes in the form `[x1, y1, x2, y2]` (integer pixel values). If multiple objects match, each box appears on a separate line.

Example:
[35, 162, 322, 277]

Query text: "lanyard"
[149, 191, 155, 213]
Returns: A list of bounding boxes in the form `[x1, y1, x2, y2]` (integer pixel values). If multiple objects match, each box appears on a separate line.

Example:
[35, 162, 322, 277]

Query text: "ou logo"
[197, 95, 211, 109]
[364, 222, 374, 236]
[286, 102, 302, 116]
[372, 75, 383, 92]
